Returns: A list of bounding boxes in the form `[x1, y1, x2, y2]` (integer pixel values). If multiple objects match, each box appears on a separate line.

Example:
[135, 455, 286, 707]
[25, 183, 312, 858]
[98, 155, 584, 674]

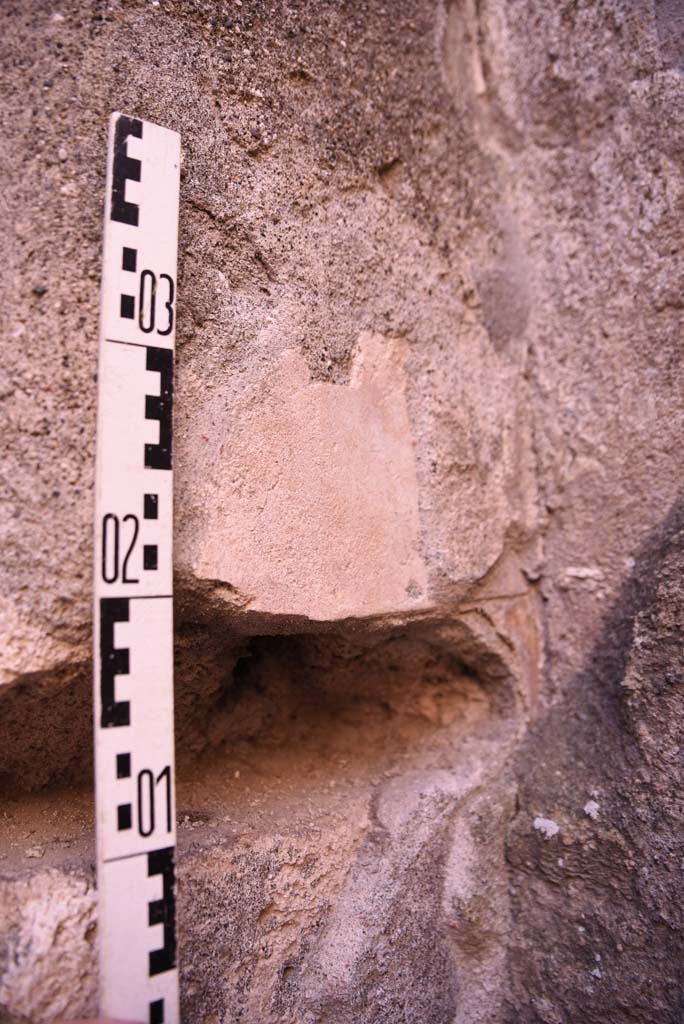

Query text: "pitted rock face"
[0, 0, 534, 680]
[2, 0, 684, 1022]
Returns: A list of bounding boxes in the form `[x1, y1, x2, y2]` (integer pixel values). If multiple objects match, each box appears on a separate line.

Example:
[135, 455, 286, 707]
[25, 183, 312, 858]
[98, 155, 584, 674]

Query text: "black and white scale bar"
[93, 112, 180, 1024]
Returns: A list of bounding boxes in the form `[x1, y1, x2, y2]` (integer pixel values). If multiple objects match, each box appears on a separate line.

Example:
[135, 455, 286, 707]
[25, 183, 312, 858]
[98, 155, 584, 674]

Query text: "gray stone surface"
[506, 504, 684, 1023]
[1, 1, 683, 1022]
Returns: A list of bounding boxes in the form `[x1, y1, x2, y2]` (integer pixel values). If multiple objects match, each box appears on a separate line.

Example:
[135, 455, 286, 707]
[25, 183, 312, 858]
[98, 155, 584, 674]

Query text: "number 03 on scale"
[93, 113, 180, 1024]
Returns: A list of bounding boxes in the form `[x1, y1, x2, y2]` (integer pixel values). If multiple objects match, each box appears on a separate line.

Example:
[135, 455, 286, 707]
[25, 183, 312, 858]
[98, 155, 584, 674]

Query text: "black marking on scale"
[100, 597, 130, 729]
[122, 246, 138, 272]
[104, 337, 155, 349]
[145, 347, 173, 471]
[144, 493, 158, 519]
[117, 753, 131, 778]
[148, 847, 177, 976]
[100, 339, 174, 470]
[111, 115, 143, 226]
[150, 999, 165, 1024]
[117, 804, 133, 831]
[104, 849, 152, 864]
[121, 249, 137, 318]
[143, 545, 158, 571]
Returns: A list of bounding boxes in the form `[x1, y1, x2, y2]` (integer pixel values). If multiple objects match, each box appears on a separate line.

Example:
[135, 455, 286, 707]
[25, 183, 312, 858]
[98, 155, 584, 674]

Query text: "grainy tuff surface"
[1, 0, 684, 1022]
[506, 504, 684, 1023]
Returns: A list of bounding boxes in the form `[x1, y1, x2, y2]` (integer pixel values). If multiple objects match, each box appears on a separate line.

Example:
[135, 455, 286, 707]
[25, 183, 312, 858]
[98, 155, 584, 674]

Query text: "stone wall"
[1, 1, 683, 1022]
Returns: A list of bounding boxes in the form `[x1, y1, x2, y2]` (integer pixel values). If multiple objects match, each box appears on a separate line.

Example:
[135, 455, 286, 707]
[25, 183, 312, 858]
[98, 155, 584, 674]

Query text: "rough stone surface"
[179, 333, 430, 621]
[506, 505, 684, 1024]
[1, 0, 683, 1022]
[0, 871, 97, 1022]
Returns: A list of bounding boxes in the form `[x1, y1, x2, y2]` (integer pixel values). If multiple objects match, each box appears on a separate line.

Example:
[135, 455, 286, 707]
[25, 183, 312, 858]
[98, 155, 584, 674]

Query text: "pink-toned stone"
[177, 334, 429, 622]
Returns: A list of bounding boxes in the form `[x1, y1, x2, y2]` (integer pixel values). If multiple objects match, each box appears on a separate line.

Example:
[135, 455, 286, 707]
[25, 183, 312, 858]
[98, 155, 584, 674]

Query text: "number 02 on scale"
[93, 113, 180, 1024]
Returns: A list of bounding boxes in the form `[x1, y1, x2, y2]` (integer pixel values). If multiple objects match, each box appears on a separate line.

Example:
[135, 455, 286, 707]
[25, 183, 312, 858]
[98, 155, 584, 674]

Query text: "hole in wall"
[0, 587, 518, 873]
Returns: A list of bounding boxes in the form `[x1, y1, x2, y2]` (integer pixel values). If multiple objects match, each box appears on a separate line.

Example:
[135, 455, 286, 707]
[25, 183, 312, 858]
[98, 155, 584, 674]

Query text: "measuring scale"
[93, 112, 180, 1024]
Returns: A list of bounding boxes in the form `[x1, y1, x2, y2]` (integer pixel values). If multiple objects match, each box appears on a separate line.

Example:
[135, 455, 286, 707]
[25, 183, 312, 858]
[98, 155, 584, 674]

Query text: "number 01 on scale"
[93, 113, 180, 1024]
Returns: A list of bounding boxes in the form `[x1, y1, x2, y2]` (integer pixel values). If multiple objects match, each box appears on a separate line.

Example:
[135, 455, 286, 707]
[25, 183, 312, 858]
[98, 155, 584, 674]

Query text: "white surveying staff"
[93, 112, 181, 1024]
